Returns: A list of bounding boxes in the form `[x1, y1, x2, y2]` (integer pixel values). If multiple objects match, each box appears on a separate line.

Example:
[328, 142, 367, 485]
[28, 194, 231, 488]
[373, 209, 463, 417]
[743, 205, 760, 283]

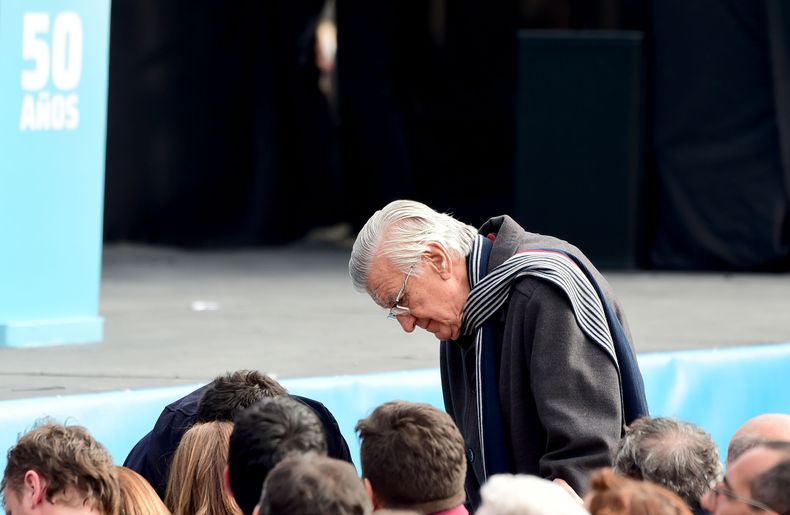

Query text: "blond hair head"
[165, 422, 242, 515]
[116, 466, 171, 515]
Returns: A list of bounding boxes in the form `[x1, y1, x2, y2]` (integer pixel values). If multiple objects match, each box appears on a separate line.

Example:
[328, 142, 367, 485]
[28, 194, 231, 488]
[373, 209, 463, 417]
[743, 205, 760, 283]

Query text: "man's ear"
[24, 470, 47, 508]
[223, 465, 234, 497]
[424, 242, 453, 279]
[363, 477, 383, 510]
[252, 505, 261, 515]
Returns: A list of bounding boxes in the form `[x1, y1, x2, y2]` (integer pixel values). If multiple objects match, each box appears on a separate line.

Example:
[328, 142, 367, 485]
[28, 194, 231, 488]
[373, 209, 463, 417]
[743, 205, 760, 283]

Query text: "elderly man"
[349, 200, 648, 508]
[701, 441, 790, 515]
[614, 416, 721, 514]
[727, 413, 790, 465]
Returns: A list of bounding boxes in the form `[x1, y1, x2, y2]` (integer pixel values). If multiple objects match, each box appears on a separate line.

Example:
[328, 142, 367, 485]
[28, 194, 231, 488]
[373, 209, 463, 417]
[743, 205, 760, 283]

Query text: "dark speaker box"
[515, 31, 646, 269]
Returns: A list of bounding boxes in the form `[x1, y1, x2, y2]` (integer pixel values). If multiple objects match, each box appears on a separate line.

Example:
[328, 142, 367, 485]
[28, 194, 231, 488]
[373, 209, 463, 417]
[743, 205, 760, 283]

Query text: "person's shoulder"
[290, 394, 341, 428]
[508, 274, 579, 322]
[291, 394, 329, 414]
[510, 271, 571, 303]
[291, 394, 353, 464]
[163, 382, 212, 416]
[510, 274, 544, 299]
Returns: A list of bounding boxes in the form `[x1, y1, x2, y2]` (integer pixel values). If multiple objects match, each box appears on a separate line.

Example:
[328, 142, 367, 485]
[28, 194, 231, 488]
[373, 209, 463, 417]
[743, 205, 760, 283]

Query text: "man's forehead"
[730, 447, 784, 485]
[367, 259, 401, 307]
[369, 287, 391, 309]
[368, 276, 396, 308]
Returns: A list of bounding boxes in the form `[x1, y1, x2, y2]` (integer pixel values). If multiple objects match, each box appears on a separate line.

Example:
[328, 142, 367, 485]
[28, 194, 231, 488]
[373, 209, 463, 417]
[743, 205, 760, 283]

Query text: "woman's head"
[586, 468, 692, 515]
[165, 421, 242, 515]
[116, 466, 170, 515]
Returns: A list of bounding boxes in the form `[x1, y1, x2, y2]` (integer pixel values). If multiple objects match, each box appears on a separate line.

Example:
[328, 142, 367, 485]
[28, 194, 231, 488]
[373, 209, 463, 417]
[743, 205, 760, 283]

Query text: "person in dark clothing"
[123, 370, 352, 498]
[349, 200, 648, 510]
[226, 397, 329, 515]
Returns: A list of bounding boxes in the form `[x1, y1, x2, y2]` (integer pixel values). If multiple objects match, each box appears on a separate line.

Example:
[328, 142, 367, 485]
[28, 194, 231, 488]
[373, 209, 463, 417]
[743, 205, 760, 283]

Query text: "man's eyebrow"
[370, 286, 392, 308]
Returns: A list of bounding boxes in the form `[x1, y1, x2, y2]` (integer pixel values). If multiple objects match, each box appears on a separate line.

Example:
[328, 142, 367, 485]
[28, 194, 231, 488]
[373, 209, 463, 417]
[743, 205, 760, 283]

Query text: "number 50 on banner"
[18, 12, 83, 131]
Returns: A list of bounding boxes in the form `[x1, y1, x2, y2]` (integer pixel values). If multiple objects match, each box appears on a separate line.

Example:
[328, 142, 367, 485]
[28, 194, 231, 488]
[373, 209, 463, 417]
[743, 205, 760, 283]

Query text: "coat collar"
[477, 215, 525, 272]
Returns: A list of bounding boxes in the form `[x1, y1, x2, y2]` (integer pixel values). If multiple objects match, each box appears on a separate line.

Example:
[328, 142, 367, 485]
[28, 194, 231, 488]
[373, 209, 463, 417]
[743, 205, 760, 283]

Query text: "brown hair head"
[355, 401, 466, 512]
[586, 468, 693, 515]
[1, 422, 119, 515]
[116, 467, 171, 515]
[196, 370, 288, 423]
[165, 421, 242, 515]
[259, 454, 371, 515]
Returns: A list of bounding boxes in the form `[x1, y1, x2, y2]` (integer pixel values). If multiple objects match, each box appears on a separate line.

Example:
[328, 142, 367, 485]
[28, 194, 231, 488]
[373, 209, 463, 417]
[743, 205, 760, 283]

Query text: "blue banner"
[0, 0, 111, 346]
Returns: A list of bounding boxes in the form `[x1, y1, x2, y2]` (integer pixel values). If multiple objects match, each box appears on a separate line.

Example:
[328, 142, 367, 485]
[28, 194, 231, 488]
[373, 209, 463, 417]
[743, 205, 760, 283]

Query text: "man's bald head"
[727, 414, 790, 465]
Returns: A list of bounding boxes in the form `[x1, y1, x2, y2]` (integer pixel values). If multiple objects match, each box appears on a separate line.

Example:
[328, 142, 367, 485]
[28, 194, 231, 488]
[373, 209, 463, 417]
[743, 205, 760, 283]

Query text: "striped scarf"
[461, 234, 649, 479]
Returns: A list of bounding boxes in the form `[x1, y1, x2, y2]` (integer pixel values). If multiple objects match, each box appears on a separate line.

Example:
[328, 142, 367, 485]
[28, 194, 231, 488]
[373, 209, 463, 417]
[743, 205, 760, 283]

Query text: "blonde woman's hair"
[116, 466, 171, 515]
[165, 422, 242, 515]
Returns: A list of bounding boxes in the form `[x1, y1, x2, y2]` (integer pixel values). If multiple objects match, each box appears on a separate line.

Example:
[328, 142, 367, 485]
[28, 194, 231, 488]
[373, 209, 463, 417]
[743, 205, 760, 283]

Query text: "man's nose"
[396, 314, 416, 333]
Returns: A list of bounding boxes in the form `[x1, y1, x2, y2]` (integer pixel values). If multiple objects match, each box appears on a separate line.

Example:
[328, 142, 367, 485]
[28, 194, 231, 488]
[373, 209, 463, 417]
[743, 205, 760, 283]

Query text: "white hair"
[348, 200, 478, 291]
[476, 475, 590, 515]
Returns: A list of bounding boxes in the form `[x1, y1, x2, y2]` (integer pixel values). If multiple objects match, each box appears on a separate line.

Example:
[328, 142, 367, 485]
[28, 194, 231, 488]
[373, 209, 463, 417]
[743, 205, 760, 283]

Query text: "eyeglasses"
[711, 478, 773, 512]
[387, 265, 415, 319]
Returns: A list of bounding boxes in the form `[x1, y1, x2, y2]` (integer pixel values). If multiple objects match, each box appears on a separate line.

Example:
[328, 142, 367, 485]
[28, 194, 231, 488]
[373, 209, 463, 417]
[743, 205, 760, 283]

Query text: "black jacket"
[123, 383, 352, 498]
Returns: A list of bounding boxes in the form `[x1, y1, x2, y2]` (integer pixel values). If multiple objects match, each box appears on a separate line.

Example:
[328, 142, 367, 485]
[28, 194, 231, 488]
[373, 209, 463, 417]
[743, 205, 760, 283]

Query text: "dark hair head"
[613, 416, 721, 507]
[355, 401, 466, 512]
[728, 435, 766, 465]
[1, 422, 119, 515]
[750, 459, 790, 515]
[228, 397, 327, 515]
[196, 370, 287, 423]
[587, 468, 692, 515]
[259, 454, 371, 515]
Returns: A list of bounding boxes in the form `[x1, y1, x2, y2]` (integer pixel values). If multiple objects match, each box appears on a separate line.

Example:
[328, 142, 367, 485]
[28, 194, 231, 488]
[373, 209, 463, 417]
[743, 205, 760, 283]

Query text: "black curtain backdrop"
[104, 0, 340, 245]
[650, 0, 790, 269]
[105, 0, 520, 244]
[104, 1, 790, 269]
[104, 0, 640, 247]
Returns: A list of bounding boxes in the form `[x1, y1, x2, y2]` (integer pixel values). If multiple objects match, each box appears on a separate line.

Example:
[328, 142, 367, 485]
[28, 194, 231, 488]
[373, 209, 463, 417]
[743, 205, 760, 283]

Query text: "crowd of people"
[3, 200, 788, 514]
[1, 370, 789, 515]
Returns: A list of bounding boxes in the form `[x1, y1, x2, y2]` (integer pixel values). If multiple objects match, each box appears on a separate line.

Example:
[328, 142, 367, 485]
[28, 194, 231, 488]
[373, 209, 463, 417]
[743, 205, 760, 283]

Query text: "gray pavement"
[1, 243, 789, 399]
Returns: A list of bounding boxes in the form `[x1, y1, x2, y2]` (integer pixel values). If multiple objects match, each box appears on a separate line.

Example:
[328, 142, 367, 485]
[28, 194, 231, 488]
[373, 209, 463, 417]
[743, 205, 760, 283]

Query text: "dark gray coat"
[440, 215, 631, 510]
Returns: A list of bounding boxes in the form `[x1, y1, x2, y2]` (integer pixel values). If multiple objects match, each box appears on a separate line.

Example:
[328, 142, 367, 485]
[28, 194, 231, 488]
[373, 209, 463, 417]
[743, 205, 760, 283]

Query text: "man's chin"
[419, 322, 459, 341]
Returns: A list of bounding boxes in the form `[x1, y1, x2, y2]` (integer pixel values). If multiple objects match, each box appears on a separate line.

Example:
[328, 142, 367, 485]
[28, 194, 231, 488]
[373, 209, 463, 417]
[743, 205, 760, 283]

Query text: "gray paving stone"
[1, 244, 788, 399]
